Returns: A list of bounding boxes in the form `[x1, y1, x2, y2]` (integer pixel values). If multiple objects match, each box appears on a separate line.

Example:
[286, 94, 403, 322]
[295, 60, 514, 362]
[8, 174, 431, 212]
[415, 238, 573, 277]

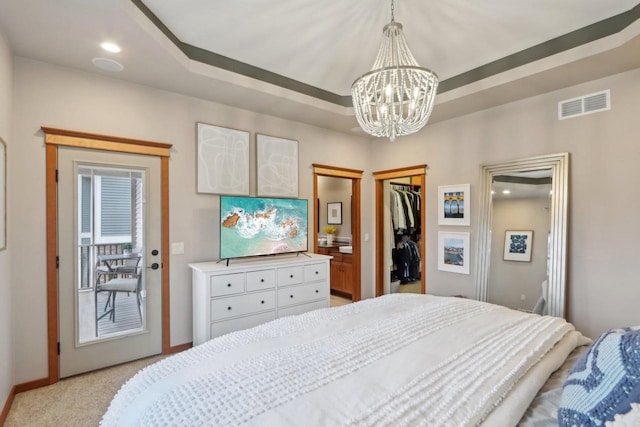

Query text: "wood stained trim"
[169, 342, 193, 354]
[313, 164, 363, 302]
[0, 385, 16, 425]
[45, 143, 59, 383]
[41, 127, 172, 156]
[312, 164, 364, 179]
[161, 156, 171, 354]
[42, 127, 173, 384]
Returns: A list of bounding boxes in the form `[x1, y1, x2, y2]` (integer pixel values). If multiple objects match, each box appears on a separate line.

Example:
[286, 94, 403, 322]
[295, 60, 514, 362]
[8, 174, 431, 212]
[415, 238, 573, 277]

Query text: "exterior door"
[58, 147, 162, 378]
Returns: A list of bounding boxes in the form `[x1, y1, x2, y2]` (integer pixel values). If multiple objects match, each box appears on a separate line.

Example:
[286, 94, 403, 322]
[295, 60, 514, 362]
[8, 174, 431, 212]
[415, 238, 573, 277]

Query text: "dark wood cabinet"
[317, 246, 352, 298]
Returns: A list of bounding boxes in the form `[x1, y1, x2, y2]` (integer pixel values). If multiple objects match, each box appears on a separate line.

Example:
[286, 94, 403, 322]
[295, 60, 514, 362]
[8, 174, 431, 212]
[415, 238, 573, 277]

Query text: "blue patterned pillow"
[558, 326, 640, 426]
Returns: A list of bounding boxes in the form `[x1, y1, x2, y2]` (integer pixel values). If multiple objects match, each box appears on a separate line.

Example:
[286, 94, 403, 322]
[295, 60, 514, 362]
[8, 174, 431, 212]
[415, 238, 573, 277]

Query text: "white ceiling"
[1, 0, 639, 135]
[493, 170, 553, 200]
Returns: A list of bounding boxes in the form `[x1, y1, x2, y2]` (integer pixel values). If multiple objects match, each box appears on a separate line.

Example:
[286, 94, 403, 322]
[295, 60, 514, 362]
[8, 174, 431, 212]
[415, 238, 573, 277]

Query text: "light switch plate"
[171, 242, 185, 255]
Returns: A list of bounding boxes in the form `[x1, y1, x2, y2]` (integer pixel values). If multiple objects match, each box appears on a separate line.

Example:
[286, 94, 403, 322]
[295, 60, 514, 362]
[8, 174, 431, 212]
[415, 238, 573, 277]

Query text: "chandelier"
[351, 0, 439, 142]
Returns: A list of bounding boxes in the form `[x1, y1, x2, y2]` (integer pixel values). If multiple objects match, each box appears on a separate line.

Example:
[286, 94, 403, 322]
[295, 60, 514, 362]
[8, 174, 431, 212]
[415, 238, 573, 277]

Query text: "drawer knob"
[227, 283, 231, 287]
[315, 289, 319, 293]
[290, 274, 294, 278]
[261, 300, 265, 304]
[227, 306, 232, 310]
[315, 271, 319, 275]
[290, 295, 294, 298]
[261, 278, 264, 283]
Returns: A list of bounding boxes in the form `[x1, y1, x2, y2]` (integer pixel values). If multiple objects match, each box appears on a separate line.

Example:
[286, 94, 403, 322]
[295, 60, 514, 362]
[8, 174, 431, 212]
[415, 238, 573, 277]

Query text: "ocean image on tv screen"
[220, 196, 308, 259]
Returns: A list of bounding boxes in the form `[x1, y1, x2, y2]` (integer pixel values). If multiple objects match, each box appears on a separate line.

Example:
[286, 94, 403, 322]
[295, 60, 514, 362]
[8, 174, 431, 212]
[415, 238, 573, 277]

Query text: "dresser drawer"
[210, 273, 245, 296]
[278, 281, 328, 307]
[210, 311, 276, 338]
[246, 269, 276, 292]
[304, 262, 328, 282]
[277, 266, 303, 286]
[278, 300, 328, 318]
[211, 290, 276, 321]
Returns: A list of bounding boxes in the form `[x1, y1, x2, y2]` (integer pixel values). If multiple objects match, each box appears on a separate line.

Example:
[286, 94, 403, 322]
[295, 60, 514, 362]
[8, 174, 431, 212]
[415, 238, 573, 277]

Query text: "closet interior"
[387, 178, 422, 294]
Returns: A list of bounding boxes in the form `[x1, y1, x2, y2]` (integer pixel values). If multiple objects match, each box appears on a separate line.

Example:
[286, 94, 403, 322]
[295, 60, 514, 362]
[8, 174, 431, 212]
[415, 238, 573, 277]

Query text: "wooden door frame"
[43, 127, 173, 384]
[373, 165, 427, 297]
[312, 164, 363, 302]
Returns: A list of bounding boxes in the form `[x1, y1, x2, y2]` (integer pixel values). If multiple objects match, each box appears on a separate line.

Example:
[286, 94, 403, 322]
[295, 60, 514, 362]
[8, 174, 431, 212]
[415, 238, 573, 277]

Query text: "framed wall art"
[196, 122, 250, 195]
[503, 230, 533, 262]
[438, 184, 470, 226]
[0, 136, 5, 251]
[256, 134, 298, 197]
[438, 231, 470, 274]
[327, 202, 342, 225]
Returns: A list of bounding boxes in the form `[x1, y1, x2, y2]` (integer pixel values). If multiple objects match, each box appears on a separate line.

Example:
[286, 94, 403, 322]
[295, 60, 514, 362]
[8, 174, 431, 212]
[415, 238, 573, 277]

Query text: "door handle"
[147, 262, 160, 270]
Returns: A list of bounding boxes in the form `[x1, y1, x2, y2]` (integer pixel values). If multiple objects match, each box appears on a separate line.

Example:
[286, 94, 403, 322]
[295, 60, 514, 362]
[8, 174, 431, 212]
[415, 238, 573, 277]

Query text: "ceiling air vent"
[558, 90, 610, 120]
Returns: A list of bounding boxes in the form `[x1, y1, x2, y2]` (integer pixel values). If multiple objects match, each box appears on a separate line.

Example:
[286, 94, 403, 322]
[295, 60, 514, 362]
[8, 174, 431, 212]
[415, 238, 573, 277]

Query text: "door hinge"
[56, 256, 60, 269]
[57, 342, 60, 355]
[55, 169, 59, 183]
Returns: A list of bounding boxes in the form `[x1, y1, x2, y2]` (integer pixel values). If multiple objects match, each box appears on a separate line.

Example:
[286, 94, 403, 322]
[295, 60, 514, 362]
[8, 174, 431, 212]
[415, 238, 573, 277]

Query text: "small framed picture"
[438, 184, 470, 226]
[327, 202, 342, 225]
[503, 230, 533, 262]
[438, 231, 470, 274]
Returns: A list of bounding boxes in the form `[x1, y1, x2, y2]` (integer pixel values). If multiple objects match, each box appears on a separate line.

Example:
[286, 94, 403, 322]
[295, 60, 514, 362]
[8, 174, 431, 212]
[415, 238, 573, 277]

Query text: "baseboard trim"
[169, 342, 192, 354]
[14, 377, 50, 394]
[0, 385, 17, 426]
[1, 377, 49, 424]
[1, 346, 190, 424]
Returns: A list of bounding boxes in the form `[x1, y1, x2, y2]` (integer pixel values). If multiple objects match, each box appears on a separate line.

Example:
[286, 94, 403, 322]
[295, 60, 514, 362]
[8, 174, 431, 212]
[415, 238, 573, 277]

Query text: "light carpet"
[5, 355, 165, 427]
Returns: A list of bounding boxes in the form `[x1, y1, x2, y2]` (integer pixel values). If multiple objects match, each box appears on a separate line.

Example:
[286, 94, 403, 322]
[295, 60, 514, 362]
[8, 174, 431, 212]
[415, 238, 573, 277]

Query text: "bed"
[101, 293, 594, 426]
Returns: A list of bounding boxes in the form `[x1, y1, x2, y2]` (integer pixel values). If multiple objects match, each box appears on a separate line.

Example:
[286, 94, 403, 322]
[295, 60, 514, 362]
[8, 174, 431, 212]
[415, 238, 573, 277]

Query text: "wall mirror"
[476, 153, 569, 318]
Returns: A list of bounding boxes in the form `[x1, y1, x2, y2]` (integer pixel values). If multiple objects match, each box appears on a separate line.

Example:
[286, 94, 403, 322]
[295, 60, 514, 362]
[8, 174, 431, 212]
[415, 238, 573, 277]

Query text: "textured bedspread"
[101, 294, 582, 427]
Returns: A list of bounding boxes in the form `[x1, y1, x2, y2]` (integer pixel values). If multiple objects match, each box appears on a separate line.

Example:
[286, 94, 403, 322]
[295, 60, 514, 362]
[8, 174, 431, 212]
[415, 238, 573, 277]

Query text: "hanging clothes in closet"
[390, 184, 422, 284]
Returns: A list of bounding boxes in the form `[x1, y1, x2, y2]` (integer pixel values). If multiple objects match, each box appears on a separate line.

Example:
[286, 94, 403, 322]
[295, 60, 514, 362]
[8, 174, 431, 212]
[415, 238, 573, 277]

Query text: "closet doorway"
[373, 165, 427, 297]
[313, 164, 362, 302]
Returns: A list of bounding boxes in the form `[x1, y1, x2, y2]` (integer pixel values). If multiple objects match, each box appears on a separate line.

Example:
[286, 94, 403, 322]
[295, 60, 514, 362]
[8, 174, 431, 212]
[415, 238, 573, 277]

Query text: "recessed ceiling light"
[92, 57, 124, 72]
[100, 42, 121, 53]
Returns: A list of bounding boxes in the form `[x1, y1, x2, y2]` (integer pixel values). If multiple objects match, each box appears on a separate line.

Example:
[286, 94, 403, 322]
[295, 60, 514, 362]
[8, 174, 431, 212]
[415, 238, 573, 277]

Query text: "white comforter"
[101, 294, 584, 427]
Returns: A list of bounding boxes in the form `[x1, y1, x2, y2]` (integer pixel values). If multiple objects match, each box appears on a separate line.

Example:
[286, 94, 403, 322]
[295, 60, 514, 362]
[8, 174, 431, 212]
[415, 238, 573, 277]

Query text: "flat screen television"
[220, 196, 308, 260]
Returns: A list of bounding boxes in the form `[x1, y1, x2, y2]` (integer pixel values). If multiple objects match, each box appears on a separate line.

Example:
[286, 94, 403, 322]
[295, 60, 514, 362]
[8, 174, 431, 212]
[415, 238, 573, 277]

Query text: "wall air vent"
[558, 90, 610, 120]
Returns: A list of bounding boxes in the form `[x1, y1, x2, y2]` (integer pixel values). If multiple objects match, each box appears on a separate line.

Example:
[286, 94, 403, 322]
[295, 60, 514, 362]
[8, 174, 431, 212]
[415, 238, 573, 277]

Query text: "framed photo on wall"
[438, 184, 470, 226]
[504, 230, 533, 262]
[196, 122, 250, 195]
[438, 231, 470, 274]
[256, 134, 299, 197]
[327, 202, 342, 225]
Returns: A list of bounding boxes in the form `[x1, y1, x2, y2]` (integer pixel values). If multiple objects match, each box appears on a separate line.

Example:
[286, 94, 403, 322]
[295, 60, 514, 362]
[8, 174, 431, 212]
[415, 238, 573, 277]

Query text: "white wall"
[370, 67, 640, 339]
[8, 55, 640, 386]
[11, 58, 374, 383]
[0, 27, 13, 410]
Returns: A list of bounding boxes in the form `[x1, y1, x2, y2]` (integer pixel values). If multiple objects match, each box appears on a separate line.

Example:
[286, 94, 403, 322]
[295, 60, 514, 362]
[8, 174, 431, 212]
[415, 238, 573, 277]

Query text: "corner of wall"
[0, 23, 14, 417]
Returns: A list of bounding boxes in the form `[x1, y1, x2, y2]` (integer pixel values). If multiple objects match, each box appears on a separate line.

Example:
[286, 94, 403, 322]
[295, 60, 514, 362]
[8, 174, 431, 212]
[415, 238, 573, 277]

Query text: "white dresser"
[189, 253, 331, 345]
